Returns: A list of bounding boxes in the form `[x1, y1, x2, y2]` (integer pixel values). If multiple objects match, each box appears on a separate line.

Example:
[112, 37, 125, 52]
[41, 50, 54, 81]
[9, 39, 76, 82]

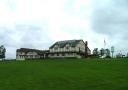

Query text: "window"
[66, 47, 69, 50]
[50, 54, 54, 56]
[54, 47, 58, 50]
[62, 53, 65, 56]
[54, 45, 58, 50]
[30, 55, 33, 58]
[57, 53, 59, 56]
[70, 53, 73, 55]
[35, 55, 37, 58]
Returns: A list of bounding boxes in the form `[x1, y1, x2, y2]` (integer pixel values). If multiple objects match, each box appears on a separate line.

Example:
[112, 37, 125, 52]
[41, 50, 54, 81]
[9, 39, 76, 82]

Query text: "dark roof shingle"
[17, 48, 49, 54]
[49, 40, 83, 49]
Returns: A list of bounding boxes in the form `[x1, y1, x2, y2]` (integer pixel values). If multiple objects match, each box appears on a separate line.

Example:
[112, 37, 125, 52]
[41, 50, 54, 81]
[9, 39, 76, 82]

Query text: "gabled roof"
[17, 48, 49, 54]
[49, 39, 84, 49]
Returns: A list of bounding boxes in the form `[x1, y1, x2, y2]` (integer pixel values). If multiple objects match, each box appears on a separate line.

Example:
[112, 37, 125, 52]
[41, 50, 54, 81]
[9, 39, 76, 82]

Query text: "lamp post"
[111, 46, 114, 58]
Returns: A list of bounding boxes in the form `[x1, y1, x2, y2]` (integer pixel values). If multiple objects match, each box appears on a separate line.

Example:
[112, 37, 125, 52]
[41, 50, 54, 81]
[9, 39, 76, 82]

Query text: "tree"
[116, 53, 122, 58]
[100, 48, 105, 56]
[0, 45, 6, 60]
[105, 49, 111, 58]
[93, 48, 99, 56]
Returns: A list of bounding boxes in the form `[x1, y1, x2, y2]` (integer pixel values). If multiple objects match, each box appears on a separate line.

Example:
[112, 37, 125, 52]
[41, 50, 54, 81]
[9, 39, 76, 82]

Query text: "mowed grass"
[0, 58, 128, 90]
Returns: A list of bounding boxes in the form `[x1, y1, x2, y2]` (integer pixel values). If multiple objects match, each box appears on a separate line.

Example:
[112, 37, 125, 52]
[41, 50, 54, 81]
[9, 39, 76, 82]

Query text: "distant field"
[0, 58, 128, 90]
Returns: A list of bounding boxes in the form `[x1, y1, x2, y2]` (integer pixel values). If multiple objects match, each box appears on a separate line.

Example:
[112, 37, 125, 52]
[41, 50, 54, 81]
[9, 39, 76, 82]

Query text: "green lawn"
[0, 58, 128, 90]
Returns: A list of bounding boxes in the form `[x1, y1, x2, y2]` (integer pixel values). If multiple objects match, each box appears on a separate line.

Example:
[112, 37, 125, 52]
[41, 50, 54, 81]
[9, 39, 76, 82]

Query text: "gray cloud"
[0, 24, 51, 59]
[92, 0, 128, 35]
[91, 0, 128, 50]
[1, 0, 128, 58]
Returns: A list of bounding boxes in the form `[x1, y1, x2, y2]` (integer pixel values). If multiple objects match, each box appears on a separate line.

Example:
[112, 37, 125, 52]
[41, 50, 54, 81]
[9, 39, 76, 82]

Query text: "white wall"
[76, 41, 85, 52]
[50, 45, 76, 53]
[48, 53, 82, 58]
[16, 55, 25, 60]
[49, 40, 89, 58]
[16, 51, 40, 60]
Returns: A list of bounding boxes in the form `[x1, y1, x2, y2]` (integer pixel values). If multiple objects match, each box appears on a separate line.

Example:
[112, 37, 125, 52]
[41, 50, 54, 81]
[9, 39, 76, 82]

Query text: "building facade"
[16, 40, 91, 60]
[16, 48, 49, 60]
[48, 40, 91, 58]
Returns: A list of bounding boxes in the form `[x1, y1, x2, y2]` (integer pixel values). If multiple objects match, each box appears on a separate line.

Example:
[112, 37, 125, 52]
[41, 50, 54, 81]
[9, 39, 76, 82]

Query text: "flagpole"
[104, 38, 106, 49]
[104, 38, 106, 57]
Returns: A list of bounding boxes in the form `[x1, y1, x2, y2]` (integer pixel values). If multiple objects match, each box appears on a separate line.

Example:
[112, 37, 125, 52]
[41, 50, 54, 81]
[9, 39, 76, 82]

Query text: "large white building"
[16, 39, 91, 60]
[48, 40, 91, 58]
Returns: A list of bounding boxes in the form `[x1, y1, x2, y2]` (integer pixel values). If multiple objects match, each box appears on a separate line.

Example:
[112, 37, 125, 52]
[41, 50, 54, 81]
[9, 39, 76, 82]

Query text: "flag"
[104, 39, 106, 48]
[104, 39, 106, 45]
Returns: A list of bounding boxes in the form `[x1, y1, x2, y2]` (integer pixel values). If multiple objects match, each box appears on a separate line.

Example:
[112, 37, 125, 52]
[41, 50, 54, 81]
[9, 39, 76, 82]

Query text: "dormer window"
[66, 46, 69, 50]
[54, 47, 58, 50]
[54, 45, 58, 50]
[66, 44, 69, 50]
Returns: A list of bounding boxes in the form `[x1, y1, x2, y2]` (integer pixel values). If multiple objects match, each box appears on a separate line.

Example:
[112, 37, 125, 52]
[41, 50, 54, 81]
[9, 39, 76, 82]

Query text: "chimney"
[85, 41, 88, 58]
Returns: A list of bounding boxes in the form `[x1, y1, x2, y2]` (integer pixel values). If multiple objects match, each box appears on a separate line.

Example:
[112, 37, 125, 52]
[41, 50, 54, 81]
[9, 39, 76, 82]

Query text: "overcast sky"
[0, 0, 128, 59]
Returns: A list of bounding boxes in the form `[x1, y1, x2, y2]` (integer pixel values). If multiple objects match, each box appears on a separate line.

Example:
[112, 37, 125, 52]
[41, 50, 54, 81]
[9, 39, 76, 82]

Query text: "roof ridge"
[49, 39, 83, 49]
[57, 39, 82, 42]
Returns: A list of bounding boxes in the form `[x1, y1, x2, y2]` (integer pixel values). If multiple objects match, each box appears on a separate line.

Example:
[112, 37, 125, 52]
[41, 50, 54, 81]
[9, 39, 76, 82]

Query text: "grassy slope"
[0, 58, 128, 90]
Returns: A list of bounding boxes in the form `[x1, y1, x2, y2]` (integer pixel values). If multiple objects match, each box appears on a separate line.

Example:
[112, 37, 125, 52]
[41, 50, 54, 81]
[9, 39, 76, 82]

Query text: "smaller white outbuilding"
[16, 48, 49, 60]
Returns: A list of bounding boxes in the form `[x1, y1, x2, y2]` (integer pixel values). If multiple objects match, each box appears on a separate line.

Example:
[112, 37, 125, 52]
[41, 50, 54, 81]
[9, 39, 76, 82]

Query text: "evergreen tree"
[0, 45, 6, 60]
[93, 48, 99, 56]
[105, 49, 111, 58]
[100, 48, 105, 56]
